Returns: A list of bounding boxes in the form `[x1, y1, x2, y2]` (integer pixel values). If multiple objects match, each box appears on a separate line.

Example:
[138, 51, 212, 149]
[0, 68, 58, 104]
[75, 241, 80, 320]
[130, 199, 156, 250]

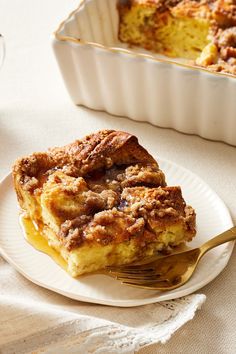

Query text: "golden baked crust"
[13, 130, 196, 276]
[118, 0, 236, 75]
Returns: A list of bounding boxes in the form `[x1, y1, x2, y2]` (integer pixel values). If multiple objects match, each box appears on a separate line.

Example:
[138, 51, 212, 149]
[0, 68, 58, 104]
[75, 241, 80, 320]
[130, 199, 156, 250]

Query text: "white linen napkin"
[0, 256, 205, 354]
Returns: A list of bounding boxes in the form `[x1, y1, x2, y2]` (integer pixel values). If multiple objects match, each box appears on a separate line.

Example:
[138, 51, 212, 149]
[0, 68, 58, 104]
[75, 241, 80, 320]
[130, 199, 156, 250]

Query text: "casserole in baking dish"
[53, 0, 236, 145]
[118, 0, 236, 75]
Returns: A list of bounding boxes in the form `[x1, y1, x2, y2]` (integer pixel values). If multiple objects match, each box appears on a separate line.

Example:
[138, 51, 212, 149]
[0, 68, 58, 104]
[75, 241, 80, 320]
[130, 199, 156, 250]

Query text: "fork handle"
[200, 226, 236, 256]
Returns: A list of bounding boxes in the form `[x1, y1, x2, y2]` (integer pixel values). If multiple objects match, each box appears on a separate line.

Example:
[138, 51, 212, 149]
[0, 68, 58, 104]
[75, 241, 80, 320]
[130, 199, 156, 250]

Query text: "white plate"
[0, 159, 234, 307]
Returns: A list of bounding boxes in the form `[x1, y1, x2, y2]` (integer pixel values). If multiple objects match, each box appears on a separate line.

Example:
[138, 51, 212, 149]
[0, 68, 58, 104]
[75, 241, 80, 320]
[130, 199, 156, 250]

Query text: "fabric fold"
[0, 257, 206, 354]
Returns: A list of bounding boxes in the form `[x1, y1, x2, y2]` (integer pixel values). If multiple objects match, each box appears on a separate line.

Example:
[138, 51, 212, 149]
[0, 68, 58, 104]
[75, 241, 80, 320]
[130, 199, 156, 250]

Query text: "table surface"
[0, 1, 236, 353]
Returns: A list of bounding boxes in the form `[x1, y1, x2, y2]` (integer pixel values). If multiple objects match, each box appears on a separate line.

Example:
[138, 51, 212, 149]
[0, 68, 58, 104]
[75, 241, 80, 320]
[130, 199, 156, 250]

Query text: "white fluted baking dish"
[52, 0, 236, 145]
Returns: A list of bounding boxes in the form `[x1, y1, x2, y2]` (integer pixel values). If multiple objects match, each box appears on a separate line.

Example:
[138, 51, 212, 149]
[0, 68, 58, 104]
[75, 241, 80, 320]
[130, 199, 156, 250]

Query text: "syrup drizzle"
[19, 214, 67, 271]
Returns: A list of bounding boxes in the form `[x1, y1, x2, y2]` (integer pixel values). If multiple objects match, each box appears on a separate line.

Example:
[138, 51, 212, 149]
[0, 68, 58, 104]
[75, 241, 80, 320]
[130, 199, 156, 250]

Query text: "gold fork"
[105, 226, 236, 291]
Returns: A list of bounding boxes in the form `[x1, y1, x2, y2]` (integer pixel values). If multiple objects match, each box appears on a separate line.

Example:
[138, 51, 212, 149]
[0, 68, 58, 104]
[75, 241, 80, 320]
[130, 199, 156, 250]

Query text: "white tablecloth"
[0, 1, 236, 353]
